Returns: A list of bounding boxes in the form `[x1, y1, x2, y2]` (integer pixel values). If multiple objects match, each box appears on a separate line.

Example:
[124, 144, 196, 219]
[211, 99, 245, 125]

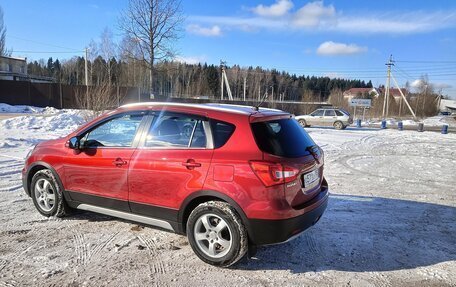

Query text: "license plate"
[303, 169, 319, 187]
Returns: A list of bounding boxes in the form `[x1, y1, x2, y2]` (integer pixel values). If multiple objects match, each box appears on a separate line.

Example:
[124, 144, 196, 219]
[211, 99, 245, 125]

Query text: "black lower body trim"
[66, 191, 180, 231]
[248, 188, 328, 245]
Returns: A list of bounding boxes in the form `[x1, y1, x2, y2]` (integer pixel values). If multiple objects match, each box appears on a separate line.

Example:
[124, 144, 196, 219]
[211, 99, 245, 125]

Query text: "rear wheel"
[31, 169, 69, 217]
[333, 121, 344, 130]
[187, 201, 248, 267]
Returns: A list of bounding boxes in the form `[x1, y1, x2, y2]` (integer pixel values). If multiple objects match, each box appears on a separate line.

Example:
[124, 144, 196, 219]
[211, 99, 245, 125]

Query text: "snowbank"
[0, 110, 86, 132]
[0, 103, 44, 113]
[363, 115, 455, 127]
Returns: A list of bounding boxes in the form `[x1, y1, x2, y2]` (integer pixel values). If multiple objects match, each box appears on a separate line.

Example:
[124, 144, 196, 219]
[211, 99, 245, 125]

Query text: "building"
[378, 88, 408, 102]
[343, 88, 379, 101]
[439, 99, 456, 113]
[0, 55, 53, 83]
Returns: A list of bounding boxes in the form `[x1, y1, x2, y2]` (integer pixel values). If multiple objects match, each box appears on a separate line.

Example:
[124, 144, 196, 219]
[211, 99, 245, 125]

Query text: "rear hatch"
[250, 115, 324, 208]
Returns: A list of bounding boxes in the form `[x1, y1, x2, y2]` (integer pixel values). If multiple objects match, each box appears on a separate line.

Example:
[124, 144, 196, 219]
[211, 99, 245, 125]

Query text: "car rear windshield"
[251, 118, 316, 158]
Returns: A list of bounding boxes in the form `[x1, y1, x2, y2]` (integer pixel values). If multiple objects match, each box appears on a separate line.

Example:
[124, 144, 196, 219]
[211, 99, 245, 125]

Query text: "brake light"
[249, 161, 299, 187]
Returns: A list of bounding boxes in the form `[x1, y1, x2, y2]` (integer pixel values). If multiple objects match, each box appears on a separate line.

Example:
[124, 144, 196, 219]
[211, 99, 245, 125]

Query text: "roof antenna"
[253, 92, 269, 111]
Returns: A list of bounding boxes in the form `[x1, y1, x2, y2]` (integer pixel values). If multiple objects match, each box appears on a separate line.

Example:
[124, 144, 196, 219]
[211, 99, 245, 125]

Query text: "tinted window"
[145, 114, 206, 148]
[83, 114, 144, 147]
[325, 110, 336, 117]
[251, 118, 316, 158]
[311, 110, 324, 116]
[335, 110, 344, 116]
[211, 120, 235, 148]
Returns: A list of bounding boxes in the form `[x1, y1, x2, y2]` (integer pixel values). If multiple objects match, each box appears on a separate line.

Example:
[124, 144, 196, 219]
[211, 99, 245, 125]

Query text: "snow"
[364, 115, 456, 127]
[0, 104, 455, 286]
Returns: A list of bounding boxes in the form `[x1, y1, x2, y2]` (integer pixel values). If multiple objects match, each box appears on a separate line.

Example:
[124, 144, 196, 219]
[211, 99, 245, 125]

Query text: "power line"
[8, 35, 82, 52]
[13, 50, 84, 54]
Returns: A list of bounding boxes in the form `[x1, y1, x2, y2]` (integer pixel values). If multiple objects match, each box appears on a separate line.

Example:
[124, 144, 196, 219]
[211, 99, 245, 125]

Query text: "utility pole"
[84, 48, 89, 86]
[243, 76, 247, 101]
[220, 61, 224, 100]
[220, 60, 233, 100]
[85, 47, 89, 108]
[271, 86, 274, 103]
[382, 55, 394, 119]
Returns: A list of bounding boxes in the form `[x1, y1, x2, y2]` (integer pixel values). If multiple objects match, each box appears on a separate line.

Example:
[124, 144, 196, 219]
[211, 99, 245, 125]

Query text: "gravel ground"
[0, 125, 455, 286]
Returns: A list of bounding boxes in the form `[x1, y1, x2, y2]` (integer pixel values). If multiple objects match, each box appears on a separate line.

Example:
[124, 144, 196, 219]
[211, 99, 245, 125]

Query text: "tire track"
[0, 280, 18, 287]
[72, 230, 120, 267]
[137, 235, 167, 275]
[88, 231, 119, 263]
[72, 231, 88, 266]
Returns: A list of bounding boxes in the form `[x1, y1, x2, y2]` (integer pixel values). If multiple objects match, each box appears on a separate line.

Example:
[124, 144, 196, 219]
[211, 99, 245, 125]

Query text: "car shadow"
[236, 194, 456, 273]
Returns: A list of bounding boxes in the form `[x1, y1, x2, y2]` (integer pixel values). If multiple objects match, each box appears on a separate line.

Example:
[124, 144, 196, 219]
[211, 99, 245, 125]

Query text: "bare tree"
[0, 6, 9, 56]
[99, 28, 117, 83]
[119, 0, 184, 99]
[75, 80, 119, 120]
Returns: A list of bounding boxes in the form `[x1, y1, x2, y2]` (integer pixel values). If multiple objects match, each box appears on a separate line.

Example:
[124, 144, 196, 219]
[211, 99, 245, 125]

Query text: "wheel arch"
[25, 162, 65, 198]
[178, 190, 253, 241]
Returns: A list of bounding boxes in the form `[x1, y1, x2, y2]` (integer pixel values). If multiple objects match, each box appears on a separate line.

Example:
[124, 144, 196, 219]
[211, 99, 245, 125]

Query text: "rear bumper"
[247, 185, 329, 245]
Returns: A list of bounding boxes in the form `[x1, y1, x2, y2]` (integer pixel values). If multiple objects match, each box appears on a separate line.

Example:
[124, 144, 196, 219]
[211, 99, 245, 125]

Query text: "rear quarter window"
[210, 120, 235, 148]
[251, 118, 316, 158]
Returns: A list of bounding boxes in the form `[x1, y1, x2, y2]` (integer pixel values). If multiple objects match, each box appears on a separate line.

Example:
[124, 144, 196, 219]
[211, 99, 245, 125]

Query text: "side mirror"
[68, 137, 81, 150]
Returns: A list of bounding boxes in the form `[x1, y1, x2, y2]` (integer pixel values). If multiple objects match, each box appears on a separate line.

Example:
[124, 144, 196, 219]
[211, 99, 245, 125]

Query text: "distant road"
[306, 124, 455, 134]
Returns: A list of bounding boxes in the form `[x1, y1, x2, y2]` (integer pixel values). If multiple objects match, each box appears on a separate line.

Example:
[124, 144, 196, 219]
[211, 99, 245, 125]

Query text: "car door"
[64, 112, 146, 211]
[309, 109, 325, 126]
[323, 109, 337, 126]
[128, 111, 213, 221]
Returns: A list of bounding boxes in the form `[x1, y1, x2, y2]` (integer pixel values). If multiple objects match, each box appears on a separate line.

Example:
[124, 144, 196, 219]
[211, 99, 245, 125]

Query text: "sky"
[2, 0, 456, 98]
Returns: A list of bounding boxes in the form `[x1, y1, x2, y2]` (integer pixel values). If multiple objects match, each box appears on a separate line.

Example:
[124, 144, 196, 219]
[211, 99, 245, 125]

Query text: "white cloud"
[411, 79, 452, 90]
[333, 11, 456, 34]
[252, 0, 293, 17]
[411, 79, 425, 88]
[186, 24, 222, 37]
[174, 55, 207, 64]
[434, 83, 452, 90]
[189, 1, 456, 34]
[317, 41, 367, 56]
[292, 1, 336, 27]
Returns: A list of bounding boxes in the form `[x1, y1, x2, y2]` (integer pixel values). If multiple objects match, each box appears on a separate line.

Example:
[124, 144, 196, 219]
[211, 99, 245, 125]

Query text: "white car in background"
[296, 108, 353, 130]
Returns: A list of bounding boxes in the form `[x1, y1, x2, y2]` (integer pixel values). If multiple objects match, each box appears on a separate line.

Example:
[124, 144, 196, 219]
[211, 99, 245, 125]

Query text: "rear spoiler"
[249, 113, 292, 123]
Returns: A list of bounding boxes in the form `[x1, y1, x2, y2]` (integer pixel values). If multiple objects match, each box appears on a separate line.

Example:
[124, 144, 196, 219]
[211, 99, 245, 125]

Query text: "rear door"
[251, 118, 324, 208]
[323, 109, 337, 126]
[128, 111, 213, 220]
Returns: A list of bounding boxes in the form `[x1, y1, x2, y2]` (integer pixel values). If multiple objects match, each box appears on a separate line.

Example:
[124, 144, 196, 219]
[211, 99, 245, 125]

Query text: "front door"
[128, 112, 213, 221]
[64, 112, 146, 211]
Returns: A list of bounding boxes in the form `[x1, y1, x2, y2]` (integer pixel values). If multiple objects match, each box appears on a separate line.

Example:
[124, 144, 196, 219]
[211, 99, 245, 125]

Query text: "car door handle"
[112, 158, 127, 166]
[182, 159, 201, 169]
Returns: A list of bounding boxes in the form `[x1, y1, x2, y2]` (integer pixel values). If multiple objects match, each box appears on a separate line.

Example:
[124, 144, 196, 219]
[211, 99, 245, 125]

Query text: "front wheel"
[187, 201, 248, 267]
[333, 121, 344, 130]
[30, 169, 69, 217]
[298, 119, 308, 127]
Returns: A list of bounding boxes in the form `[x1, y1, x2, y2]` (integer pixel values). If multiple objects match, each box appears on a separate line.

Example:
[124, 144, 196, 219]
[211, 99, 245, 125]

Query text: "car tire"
[298, 119, 308, 127]
[30, 169, 70, 218]
[187, 201, 248, 267]
[333, 121, 344, 130]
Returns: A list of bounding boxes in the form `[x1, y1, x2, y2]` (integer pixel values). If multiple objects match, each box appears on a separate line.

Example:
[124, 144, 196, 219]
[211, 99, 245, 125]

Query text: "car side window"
[82, 114, 144, 148]
[335, 110, 344, 116]
[145, 114, 207, 148]
[311, 110, 324, 116]
[325, 110, 336, 117]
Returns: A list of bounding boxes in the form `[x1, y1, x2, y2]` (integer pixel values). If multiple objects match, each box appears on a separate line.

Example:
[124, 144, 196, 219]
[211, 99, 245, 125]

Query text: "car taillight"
[249, 161, 299, 187]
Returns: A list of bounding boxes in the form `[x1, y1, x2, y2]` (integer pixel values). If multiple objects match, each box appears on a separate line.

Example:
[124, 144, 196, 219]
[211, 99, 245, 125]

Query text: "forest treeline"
[27, 56, 373, 102]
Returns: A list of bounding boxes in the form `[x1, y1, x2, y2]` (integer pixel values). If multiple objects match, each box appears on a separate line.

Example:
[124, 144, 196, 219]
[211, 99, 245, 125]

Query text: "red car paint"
[23, 103, 328, 245]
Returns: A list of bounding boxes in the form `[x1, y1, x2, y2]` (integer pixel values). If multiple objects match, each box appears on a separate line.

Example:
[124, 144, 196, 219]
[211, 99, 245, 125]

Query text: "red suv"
[22, 103, 328, 267]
